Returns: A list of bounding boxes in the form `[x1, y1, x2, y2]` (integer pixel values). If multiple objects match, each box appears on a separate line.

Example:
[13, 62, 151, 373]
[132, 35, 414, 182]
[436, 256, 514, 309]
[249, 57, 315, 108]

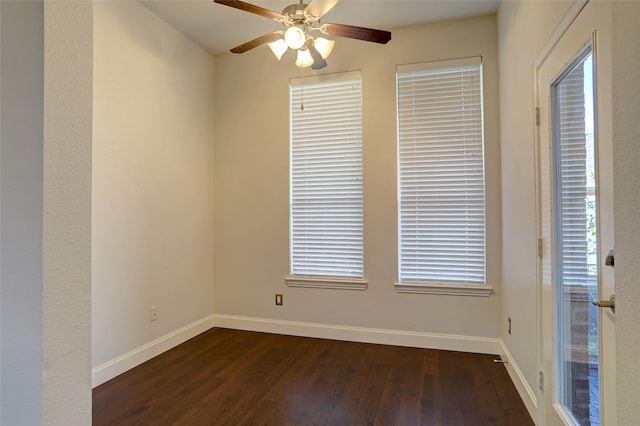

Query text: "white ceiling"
[140, 0, 500, 56]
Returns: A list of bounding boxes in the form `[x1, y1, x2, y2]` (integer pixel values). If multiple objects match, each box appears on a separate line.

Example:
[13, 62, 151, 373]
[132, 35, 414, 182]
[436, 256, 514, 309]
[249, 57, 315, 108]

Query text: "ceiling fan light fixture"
[268, 38, 288, 60]
[295, 48, 314, 68]
[284, 26, 306, 50]
[309, 45, 327, 70]
[214, 0, 392, 69]
[313, 37, 335, 59]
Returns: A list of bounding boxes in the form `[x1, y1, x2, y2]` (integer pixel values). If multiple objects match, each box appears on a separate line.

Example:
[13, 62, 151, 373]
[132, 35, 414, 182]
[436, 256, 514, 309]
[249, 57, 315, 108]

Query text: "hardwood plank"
[327, 344, 389, 425]
[287, 339, 357, 424]
[374, 346, 422, 425]
[93, 328, 534, 426]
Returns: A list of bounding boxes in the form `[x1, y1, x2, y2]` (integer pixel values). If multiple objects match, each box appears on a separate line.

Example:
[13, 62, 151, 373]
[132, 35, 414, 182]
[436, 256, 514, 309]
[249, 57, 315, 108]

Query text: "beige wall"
[612, 1, 640, 422]
[497, 0, 572, 405]
[214, 15, 501, 341]
[92, 1, 215, 373]
[43, 1, 93, 423]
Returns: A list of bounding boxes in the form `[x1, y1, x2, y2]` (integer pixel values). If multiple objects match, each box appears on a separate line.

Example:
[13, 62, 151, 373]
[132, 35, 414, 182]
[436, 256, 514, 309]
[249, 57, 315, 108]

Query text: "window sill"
[394, 282, 493, 297]
[286, 276, 368, 291]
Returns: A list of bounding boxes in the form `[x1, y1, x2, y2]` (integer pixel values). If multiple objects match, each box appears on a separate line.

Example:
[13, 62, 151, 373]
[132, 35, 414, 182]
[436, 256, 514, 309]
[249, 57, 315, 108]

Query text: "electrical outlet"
[275, 294, 283, 306]
[508, 317, 512, 335]
[151, 306, 159, 322]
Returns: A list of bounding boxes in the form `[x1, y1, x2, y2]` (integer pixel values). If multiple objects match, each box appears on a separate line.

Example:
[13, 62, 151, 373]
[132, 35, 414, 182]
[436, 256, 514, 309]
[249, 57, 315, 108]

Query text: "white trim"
[91, 315, 215, 388]
[213, 314, 501, 355]
[554, 402, 580, 425]
[395, 283, 493, 297]
[534, 0, 589, 69]
[534, 3, 592, 425]
[289, 69, 361, 86]
[500, 341, 539, 422]
[397, 56, 481, 73]
[286, 276, 367, 290]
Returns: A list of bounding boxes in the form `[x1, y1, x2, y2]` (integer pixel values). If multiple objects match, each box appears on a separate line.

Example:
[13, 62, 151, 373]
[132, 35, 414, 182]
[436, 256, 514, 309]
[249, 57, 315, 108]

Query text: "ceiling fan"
[213, 0, 392, 70]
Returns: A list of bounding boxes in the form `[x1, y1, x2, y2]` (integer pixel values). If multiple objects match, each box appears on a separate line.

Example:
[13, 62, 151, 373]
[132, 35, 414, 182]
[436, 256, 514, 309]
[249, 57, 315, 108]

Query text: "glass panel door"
[552, 48, 599, 425]
[537, 2, 615, 424]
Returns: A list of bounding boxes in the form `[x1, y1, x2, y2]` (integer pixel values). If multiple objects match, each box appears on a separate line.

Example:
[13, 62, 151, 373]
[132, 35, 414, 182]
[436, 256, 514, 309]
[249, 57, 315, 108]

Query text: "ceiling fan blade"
[230, 31, 283, 53]
[323, 23, 391, 44]
[305, 0, 339, 18]
[214, 0, 283, 21]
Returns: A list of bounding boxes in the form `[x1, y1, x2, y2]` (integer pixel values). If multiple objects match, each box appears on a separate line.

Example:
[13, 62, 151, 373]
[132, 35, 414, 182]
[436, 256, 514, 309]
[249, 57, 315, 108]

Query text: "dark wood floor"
[93, 328, 533, 425]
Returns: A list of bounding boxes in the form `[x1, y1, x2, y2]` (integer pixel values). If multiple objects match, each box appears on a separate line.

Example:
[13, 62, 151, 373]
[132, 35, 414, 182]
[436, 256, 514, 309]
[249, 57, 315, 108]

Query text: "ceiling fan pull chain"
[300, 66, 305, 111]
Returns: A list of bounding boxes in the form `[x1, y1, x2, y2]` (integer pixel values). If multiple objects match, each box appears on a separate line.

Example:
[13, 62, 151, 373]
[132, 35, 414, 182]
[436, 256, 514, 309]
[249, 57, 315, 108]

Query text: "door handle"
[592, 294, 615, 313]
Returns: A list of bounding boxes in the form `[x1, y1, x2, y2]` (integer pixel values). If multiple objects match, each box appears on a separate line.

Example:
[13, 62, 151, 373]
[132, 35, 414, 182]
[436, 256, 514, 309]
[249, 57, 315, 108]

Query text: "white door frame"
[534, 4, 589, 420]
[534, 0, 616, 424]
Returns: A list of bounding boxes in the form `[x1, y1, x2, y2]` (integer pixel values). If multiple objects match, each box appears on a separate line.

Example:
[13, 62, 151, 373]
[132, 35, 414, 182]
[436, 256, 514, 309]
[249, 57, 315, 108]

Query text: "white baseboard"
[91, 314, 216, 388]
[213, 314, 502, 355]
[499, 341, 538, 423]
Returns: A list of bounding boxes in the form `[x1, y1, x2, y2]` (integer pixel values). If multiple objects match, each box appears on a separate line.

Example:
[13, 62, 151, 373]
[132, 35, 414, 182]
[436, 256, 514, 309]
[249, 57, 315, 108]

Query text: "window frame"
[286, 70, 367, 291]
[394, 57, 492, 297]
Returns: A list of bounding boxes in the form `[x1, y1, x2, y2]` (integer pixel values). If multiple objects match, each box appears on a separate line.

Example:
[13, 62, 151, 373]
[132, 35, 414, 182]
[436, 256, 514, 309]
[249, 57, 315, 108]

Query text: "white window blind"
[554, 52, 590, 287]
[397, 58, 486, 285]
[290, 73, 363, 278]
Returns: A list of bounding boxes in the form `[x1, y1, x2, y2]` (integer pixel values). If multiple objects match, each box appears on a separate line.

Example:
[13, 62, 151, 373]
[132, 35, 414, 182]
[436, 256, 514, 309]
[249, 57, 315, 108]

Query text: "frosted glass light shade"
[284, 26, 306, 49]
[295, 49, 314, 68]
[313, 37, 335, 59]
[268, 39, 288, 60]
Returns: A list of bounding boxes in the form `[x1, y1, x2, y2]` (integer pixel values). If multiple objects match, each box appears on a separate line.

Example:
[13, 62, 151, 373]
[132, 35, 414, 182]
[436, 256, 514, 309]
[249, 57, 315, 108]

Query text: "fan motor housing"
[282, 3, 307, 20]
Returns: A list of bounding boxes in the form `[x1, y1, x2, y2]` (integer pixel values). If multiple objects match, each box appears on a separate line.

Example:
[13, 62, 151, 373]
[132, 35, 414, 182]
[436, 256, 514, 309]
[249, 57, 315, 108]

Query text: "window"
[288, 71, 365, 289]
[551, 49, 599, 420]
[396, 57, 487, 293]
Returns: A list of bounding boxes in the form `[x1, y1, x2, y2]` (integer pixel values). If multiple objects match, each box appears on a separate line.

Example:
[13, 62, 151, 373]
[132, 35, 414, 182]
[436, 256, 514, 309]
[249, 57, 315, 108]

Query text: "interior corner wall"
[496, 0, 575, 407]
[214, 15, 501, 344]
[92, 1, 215, 374]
